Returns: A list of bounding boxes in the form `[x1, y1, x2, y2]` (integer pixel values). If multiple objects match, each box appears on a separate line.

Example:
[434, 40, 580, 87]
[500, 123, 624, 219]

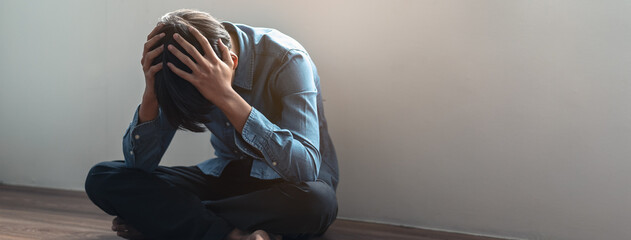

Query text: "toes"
[113, 216, 126, 225]
[112, 217, 128, 231]
[250, 230, 272, 240]
[116, 228, 146, 240]
[116, 230, 132, 239]
[112, 223, 127, 232]
[111, 217, 145, 239]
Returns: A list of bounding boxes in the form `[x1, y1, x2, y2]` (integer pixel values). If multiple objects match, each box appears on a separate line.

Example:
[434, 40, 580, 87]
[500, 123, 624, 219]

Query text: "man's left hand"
[166, 26, 237, 106]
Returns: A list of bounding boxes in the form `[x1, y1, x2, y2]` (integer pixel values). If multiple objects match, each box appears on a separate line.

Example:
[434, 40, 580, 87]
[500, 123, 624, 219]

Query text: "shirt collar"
[222, 21, 253, 90]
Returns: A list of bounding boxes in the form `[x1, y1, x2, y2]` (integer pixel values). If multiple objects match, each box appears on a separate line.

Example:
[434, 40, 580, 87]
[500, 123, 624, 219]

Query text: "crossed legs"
[84, 161, 337, 240]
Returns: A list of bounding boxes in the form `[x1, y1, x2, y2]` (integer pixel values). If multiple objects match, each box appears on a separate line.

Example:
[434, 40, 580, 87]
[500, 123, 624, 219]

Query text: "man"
[85, 9, 339, 240]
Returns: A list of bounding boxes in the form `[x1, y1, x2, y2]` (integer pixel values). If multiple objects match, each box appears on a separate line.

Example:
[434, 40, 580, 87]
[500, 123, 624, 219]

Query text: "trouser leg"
[84, 161, 233, 240]
[204, 180, 338, 240]
[85, 160, 338, 240]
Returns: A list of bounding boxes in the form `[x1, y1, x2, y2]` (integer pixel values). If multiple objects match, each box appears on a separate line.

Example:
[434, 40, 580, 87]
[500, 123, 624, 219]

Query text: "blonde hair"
[159, 9, 231, 51]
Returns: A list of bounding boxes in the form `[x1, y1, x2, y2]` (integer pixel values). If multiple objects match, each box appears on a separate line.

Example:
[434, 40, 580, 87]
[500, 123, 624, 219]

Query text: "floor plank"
[0, 184, 506, 240]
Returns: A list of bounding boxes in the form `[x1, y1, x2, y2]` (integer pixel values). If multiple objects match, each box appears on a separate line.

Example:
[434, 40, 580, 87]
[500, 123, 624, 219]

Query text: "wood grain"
[0, 184, 506, 240]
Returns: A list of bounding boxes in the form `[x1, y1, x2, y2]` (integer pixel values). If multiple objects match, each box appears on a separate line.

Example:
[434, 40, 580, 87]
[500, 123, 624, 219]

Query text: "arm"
[165, 26, 320, 182]
[122, 104, 177, 172]
[122, 23, 177, 172]
[235, 51, 321, 182]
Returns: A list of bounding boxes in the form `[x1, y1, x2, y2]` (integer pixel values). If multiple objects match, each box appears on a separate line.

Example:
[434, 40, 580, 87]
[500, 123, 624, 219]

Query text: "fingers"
[167, 44, 199, 73]
[141, 32, 164, 68]
[146, 62, 164, 76]
[143, 32, 165, 56]
[217, 39, 234, 68]
[187, 25, 215, 60]
[173, 33, 206, 64]
[143, 45, 164, 70]
[167, 62, 195, 84]
[142, 23, 165, 61]
[147, 23, 164, 41]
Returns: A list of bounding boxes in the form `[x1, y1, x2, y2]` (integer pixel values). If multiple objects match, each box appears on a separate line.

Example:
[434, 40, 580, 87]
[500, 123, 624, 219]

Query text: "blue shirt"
[122, 22, 339, 189]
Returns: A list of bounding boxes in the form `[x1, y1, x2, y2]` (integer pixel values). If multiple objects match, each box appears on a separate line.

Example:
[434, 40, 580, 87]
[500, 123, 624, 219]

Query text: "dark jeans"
[84, 160, 337, 240]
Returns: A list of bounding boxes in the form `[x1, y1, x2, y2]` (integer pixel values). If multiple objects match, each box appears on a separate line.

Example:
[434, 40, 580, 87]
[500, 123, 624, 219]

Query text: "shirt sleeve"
[122, 105, 177, 172]
[235, 50, 321, 182]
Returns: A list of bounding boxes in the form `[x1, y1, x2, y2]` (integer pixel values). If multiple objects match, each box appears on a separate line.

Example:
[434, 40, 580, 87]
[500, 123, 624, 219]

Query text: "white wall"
[1, 1, 630, 239]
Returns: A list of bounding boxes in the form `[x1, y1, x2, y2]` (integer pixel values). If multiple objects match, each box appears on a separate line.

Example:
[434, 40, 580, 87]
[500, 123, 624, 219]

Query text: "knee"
[287, 181, 338, 233]
[299, 181, 338, 215]
[84, 161, 127, 200]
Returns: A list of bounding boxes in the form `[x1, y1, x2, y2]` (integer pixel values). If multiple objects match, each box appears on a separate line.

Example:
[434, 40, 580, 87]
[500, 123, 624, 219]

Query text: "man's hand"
[166, 26, 236, 106]
[138, 23, 165, 123]
[166, 25, 252, 133]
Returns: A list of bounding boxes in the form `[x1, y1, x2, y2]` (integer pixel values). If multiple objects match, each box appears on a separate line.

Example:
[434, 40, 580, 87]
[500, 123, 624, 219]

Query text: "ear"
[230, 52, 239, 70]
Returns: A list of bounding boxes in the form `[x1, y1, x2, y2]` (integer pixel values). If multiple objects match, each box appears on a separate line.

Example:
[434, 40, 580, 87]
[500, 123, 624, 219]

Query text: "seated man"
[85, 9, 339, 240]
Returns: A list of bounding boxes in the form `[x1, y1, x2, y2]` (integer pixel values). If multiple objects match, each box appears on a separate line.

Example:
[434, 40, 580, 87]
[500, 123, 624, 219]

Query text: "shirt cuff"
[123, 105, 166, 161]
[234, 130, 263, 159]
[240, 107, 274, 150]
[238, 107, 286, 168]
[128, 106, 163, 146]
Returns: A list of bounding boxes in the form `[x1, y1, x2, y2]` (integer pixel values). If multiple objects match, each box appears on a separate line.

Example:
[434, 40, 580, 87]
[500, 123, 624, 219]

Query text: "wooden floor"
[0, 184, 506, 240]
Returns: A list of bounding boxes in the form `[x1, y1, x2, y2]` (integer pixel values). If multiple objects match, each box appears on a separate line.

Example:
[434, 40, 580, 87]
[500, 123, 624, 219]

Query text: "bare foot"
[111, 217, 147, 239]
[245, 230, 282, 240]
[225, 228, 281, 240]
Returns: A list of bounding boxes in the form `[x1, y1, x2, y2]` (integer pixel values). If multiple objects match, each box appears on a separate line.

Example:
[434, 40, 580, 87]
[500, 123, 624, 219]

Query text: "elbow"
[303, 168, 320, 182]
[280, 160, 318, 182]
[290, 148, 321, 183]
[289, 171, 318, 183]
[272, 139, 321, 182]
[305, 144, 322, 181]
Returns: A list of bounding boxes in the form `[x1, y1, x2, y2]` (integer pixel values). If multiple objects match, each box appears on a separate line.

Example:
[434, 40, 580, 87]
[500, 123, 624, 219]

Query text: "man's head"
[150, 9, 232, 132]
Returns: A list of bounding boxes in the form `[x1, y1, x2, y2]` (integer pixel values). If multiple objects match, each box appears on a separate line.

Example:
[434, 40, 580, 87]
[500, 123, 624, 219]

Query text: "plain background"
[1, 1, 630, 239]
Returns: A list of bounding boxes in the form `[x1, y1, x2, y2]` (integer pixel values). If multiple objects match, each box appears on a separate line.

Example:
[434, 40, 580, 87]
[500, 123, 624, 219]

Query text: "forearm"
[139, 88, 159, 124]
[235, 107, 321, 182]
[214, 88, 252, 134]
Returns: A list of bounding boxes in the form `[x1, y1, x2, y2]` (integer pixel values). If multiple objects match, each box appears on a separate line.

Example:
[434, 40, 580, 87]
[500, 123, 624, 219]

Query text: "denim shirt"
[122, 22, 339, 189]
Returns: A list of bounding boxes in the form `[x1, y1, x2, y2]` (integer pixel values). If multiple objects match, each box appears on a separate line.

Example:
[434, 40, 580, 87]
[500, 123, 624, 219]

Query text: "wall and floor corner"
[1, 1, 629, 239]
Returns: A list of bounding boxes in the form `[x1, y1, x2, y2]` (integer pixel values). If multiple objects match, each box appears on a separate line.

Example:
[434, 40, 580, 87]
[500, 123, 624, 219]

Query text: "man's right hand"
[139, 23, 165, 123]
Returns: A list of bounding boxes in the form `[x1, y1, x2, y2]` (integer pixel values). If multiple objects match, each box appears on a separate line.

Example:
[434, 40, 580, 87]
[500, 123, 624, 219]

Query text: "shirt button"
[129, 151, 134, 155]
[134, 135, 140, 140]
[272, 161, 277, 166]
[225, 122, 231, 127]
